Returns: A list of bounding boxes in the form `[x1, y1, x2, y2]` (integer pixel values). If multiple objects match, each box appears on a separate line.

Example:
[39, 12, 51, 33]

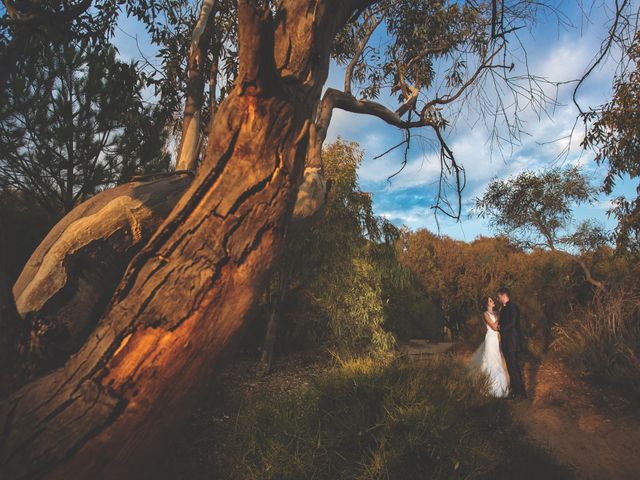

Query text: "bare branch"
[322, 88, 429, 129]
[573, 0, 632, 115]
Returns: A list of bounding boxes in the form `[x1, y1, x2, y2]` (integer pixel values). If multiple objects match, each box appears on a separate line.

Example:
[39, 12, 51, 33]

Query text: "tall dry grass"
[552, 286, 640, 400]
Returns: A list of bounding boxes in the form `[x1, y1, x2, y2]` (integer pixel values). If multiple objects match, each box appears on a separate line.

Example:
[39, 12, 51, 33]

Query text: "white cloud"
[533, 37, 594, 84]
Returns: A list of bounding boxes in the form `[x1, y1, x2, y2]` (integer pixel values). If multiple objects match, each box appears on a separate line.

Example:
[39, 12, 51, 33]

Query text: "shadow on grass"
[165, 353, 573, 480]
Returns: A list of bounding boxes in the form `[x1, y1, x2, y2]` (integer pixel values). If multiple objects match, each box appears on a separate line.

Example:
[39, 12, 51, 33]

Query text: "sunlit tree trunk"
[11, 173, 193, 376]
[0, 2, 370, 478]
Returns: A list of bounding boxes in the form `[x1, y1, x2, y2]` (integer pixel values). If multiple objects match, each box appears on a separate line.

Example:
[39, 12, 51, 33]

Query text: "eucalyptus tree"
[0, 1, 588, 478]
[473, 166, 607, 289]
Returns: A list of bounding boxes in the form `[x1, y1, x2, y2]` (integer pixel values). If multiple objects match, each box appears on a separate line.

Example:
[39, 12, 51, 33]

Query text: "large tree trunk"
[12, 172, 193, 376]
[0, 2, 367, 478]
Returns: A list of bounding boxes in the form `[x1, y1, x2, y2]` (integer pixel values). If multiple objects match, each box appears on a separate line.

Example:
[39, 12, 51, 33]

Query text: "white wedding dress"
[469, 311, 510, 398]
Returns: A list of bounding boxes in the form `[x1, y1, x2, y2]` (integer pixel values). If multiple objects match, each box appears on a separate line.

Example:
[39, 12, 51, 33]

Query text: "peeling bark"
[0, 2, 373, 478]
[292, 164, 327, 219]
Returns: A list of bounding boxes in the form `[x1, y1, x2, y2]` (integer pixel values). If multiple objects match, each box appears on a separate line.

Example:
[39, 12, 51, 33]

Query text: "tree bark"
[12, 172, 193, 376]
[0, 1, 370, 478]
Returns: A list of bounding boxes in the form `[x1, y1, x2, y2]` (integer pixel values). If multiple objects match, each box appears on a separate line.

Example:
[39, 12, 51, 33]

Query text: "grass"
[169, 353, 571, 479]
[552, 288, 640, 402]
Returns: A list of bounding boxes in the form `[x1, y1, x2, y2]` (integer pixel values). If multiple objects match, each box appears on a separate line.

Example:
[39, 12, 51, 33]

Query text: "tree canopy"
[473, 166, 608, 289]
[473, 167, 599, 250]
[0, 43, 170, 217]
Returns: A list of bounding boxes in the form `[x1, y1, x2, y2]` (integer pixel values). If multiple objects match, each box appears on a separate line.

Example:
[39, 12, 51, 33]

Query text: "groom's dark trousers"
[499, 301, 526, 397]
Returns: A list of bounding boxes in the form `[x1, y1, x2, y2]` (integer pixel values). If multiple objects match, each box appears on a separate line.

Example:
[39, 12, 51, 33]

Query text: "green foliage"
[332, 0, 494, 103]
[194, 355, 570, 480]
[316, 255, 396, 352]
[473, 167, 599, 251]
[583, 34, 640, 253]
[266, 140, 438, 354]
[0, 43, 170, 217]
[275, 140, 405, 353]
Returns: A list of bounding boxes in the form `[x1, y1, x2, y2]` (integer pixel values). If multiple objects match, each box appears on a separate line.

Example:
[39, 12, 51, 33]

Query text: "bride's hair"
[481, 296, 495, 312]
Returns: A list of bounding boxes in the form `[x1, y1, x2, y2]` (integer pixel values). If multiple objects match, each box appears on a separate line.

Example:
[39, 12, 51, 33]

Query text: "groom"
[496, 287, 526, 400]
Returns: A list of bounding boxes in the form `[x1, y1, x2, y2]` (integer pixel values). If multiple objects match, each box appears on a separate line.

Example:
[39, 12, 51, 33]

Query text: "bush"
[199, 355, 570, 480]
[552, 287, 640, 401]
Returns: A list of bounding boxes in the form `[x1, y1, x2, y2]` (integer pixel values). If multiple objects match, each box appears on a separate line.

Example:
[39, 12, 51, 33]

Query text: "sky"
[112, 1, 639, 242]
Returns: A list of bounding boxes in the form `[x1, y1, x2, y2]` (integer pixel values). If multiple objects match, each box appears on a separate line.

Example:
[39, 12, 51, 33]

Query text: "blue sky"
[112, 1, 639, 241]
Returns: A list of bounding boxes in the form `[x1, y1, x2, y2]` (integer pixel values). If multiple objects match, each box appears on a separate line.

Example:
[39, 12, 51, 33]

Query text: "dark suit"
[499, 301, 525, 396]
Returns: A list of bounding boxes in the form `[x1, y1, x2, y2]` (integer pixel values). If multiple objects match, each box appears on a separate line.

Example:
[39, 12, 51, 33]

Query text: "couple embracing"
[469, 287, 527, 400]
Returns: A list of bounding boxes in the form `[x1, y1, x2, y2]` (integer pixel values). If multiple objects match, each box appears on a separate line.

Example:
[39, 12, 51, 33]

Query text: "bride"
[469, 296, 510, 398]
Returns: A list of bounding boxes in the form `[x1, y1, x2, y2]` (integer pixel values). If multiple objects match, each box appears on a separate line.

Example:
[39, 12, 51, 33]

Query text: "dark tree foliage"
[0, 43, 170, 218]
[0, 0, 92, 87]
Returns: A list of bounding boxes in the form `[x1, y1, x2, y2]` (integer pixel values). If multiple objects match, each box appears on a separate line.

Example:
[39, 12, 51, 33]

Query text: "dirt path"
[510, 357, 640, 479]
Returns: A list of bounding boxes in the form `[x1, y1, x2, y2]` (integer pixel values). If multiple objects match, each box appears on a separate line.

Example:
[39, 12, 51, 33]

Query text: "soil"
[510, 356, 640, 480]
